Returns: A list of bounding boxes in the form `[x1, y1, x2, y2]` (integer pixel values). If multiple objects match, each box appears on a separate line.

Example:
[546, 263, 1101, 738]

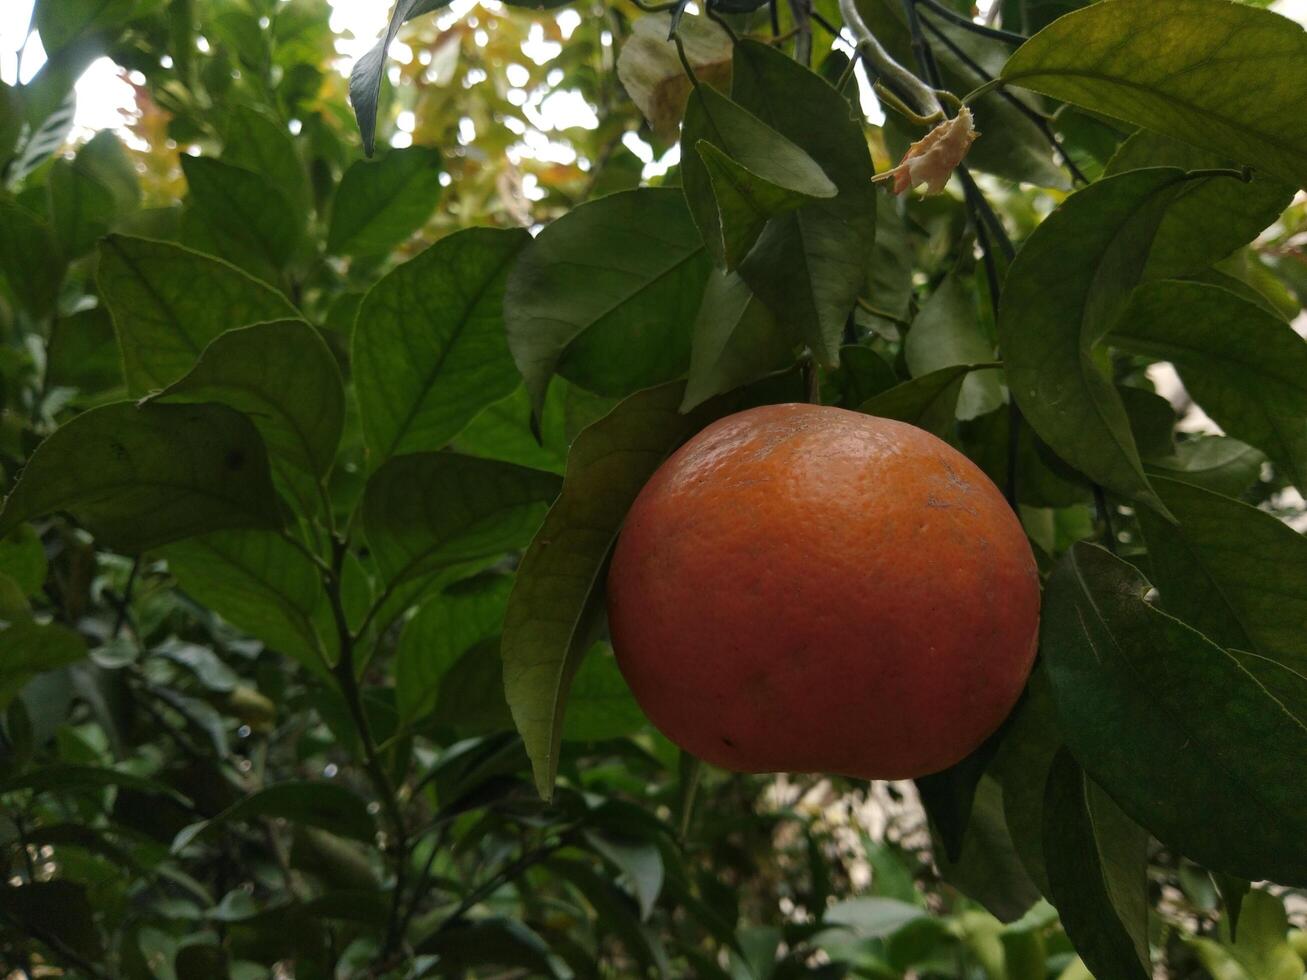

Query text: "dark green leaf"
[562, 647, 647, 743]
[221, 104, 308, 215]
[0, 402, 282, 552]
[47, 307, 124, 398]
[35, 0, 137, 53]
[933, 775, 1041, 923]
[825, 897, 926, 939]
[0, 524, 48, 596]
[859, 363, 990, 439]
[415, 916, 560, 975]
[1114, 279, 1307, 488]
[585, 829, 665, 920]
[1001, 0, 1307, 188]
[452, 383, 569, 475]
[1118, 386, 1176, 461]
[1214, 874, 1251, 942]
[0, 196, 63, 317]
[74, 131, 140, 214]
[503, 382, 726, 799]
[162, 530, 329, 673]
[174, 944, 229, 980]
[348, 0, 453, 156]
[681, 84, 837, 269]
[1042, 750, 1150, 980]
[329, 146, 444, 256]
[354, 226, 530, 460]
[362, 453, 560, 614]
[181, 156, 303, 278]
[0, 764, 185, 801]
[396, 574, 513, 723]
[1103, 131, 1294, 280]
[681, 269, 799, 412]
[0, 621, 85, 708]
[0, 880, 102, 961]
[904, 274, 1003, 421]
[1041, 543, 1307, 884]
[97, 235, 298, 395]
[1144, 437, 1265, 498]
[999, 168, 1207, 511]
[173, 781, 375, 851]
[730, 39, 877, 368]
[48, 157, 116, 258]
[505, 187, 711, 416]
[1138, 477, 1307, 672]
[151, 319, 344, 487]
[992, 668, 1060, 897]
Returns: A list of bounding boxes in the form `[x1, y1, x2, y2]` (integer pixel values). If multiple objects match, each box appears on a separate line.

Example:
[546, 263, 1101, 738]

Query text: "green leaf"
[729, 39, 877, 369]
[827, 345, 899, 409]
[0, 621, 85, 708]
[1188, 891, 1305, 980]
[826, 897, 926, 939]
[221, 105, 309, 216]
[1001, 0, 1307, 188]
[998, 168, 1208, 512]
[151, 320, 344, 500]
[0, 195, 63, 318]
[35, 0, 138, 53]
[162, 531, 329, 673]
[904, 275, 1004, 421]
[362, 453, 560, 617]
[181, 156, 303, 279]
[681, 269, 799, 412]
[0, 764, 185, 800]
[992, 668, 1060, 897]
[681, 84, 837, 269]
[0, 402, 282, 552]
[47, 307, 124, 398]
[561, 646, 646, 743]
[859, 364, 990, 439]
[505, 187, 711, 416]
[1041, 542, 1307, 885]
[97, 235, 298, 395]
[502, 382, 719, 800]
[860, 0, 1069, 188]
[74, 131, 140, 215]
[414, 916, 561, 976]
[1138, 477, 1307, 673]
[1113, 280, 1307, 488]
[173, 781, 375, 852]
[328, 146, 444, 256]
[1042, 751, 1151, 980]
[1118, 386, 1176, 461]
[933, 775, 1041, 924]
[348, 0, 453, 155]
[354, 226, 530, 460]
[395, 574, 513, 723]
[451, 383, 569, 476]
[1144, 437, 1265, 499]
[48, 157, 117, 258]
[0, 524, 48, 596]
[1214, 874, 1251, 942]
[585, 829, 665, 921]
[0, 881, 102, 961]
[1103, 131, 1294, 280]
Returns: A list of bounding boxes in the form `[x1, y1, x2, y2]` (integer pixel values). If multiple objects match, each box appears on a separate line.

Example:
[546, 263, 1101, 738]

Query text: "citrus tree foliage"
[2, 0, 1307, 976]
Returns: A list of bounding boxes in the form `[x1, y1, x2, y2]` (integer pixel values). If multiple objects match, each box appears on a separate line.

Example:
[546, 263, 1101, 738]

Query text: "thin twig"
[917, 14, 1088, 185]
[111, 557, 141, 639]
[788, 0, 813, 66]
[915, 0, 1026, 44]
[1094, 484, 1119, 554]
[838, 0, 942, 116]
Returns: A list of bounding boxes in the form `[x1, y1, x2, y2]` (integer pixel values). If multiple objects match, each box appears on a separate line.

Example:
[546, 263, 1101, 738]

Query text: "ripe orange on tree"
[607, 403, 1040, 780]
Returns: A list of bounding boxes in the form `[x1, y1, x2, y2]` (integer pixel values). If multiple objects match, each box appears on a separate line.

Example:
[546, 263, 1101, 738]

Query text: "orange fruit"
[606, 403, 1040, 780]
